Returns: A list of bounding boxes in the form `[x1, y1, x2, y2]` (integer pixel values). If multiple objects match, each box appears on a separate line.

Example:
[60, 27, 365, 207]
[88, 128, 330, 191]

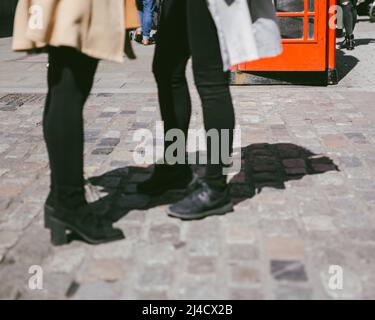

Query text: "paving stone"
[44, 248, 86, 274]
[138, 264, 173, 289]
[187, 257, 217, 274]
[230, 265, 261, 285]
[91, 147, 114, 155]
[265, 237, 305, 260]
[225, 225, 257, 244]
[92, 241, 132, 260]
[177, 278, 222, 300]
[72, 281, 122, 300]
[149, 223, 180, 244]
[339, 156, 363, 168]
[187, 237, 221, 257]
[271, 260, 308, 282]
[229, 287, 264, 300]
[77, 258, 126, 283]
[260, 219, 300, 236]
[0, 231, 19, 250]
[322, 134, 347, 149]
[137, 244, 176, 265]
[228, 244, 259, 261]
[274, 285, 313, 300]
[136, 289, 168, 300]
[98, 138, 120, 147]
[302, 216, 336, 232]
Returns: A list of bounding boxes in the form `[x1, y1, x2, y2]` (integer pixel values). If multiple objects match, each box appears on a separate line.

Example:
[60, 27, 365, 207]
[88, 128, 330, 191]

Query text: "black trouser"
[44, 47, 98, 206]
[153, 0, 235, 190]
[339, 0, 358, 36]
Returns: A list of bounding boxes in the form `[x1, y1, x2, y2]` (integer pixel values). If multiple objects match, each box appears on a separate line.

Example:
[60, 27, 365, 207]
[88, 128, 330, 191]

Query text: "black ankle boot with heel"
[44, 187, 124, 246]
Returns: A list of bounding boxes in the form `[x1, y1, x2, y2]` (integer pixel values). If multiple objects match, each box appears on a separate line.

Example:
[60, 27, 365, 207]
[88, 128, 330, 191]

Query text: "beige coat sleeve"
[12, 0, 135, 63]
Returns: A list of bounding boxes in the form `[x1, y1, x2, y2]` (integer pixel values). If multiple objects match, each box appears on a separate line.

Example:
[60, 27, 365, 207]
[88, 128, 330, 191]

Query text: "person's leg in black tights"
[44, 47, 98, 208]
[342, 0, 357, 36]
[187, 0, 235, 191]
[152, 0, 235, 192]
[42, 47, 125, 245]
[340, 0, 357, 49]
[151, 0, 235, 218]
[137, 0, 194, 196]
[153, 0, 191, 154]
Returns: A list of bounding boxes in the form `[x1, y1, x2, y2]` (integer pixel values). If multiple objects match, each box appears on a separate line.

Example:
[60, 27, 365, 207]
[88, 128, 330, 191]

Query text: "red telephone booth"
[231, 0, 337, 85]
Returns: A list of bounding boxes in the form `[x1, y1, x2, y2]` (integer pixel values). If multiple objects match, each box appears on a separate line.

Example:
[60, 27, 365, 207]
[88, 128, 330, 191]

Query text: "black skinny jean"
[153, 0, 235, 189]
[339, 0, 358, 36]
[44, 47, 98, 207]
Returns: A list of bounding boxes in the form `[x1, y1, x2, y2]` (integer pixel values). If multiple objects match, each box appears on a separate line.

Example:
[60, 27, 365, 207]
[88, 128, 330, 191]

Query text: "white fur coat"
[207, 0, 282, 70]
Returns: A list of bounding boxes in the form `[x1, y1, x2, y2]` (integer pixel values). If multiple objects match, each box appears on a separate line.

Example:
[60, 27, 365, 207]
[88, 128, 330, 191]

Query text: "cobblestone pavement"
[0, 19, 374, 300]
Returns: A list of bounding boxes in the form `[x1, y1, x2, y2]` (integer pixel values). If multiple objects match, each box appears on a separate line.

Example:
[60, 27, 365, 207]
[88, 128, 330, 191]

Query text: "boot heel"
[50, 220, 68, 246]
[44, 205, 54, 229]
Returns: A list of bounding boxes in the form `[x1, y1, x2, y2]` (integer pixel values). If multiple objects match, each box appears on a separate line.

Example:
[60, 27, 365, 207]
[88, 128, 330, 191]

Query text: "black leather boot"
[45, 187, 124, 246]
[44, 186, 86, 229]
[49, 204, 124, 246]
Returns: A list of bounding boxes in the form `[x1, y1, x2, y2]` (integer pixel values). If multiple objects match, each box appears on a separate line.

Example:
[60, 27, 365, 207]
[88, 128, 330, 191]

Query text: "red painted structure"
[232, 0, 338, 85]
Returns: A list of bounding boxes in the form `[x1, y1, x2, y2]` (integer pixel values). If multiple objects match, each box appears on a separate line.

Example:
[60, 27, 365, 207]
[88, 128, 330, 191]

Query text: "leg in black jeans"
[43, 47, 124, 245]
[152, 0, 235, 191]
[340, 0, 357, 49]
[44, 47, 98, 207]
[342, 0, 357, 36]
[151, 0, 235, 219]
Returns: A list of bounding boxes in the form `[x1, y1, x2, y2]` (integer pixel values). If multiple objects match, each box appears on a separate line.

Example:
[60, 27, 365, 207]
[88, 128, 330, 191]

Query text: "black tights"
[340, 0, 357, 36]
[153, 0, 235, 189]
[44, 47, 98, 206]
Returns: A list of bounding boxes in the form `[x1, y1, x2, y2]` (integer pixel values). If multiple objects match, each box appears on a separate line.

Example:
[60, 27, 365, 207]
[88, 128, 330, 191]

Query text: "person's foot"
[167, 182, 233, 221]
[45, 190, 124, 229]
[340, 34, 355, 50]
[137, 164, 198, 196]
[134, 32, 143, 43]
[346, 35, 355, 50]
[149, 33, 157, 43]
[48, 202, 124, 246]
[142, 37, 155, 46]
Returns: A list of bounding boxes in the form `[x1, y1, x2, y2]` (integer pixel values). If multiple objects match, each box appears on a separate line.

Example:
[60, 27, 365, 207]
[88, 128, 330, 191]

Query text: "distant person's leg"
[340, 0, 357, 49]
[142, 0, 156, 45]
[135, 0, 144, 42]
[138, 0, 194, 196]
[167, 0, 235, 220]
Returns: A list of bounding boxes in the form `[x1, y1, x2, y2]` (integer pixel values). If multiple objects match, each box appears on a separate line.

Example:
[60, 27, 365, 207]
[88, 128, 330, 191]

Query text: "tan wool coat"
[12, 0, 139, 63]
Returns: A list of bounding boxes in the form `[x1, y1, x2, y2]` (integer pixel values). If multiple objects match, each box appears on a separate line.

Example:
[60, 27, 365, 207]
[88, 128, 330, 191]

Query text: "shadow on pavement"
[336, 49, 360, 81]
[336, 38, 374, 81]
[88, 143, 339, 223]
[354, 38, 375, 46]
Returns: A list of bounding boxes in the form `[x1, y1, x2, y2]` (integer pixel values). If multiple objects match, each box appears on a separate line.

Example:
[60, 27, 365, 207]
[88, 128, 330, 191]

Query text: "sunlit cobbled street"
[0, 19, 375, 300]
